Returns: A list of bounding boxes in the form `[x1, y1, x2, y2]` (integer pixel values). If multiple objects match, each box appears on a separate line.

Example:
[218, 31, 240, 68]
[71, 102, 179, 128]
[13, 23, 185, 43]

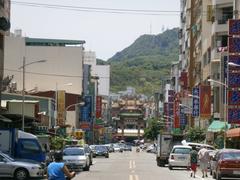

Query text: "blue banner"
[192, 87, 200, 117]
[80, 96, 93, 122]
[180, 106, 187, 126]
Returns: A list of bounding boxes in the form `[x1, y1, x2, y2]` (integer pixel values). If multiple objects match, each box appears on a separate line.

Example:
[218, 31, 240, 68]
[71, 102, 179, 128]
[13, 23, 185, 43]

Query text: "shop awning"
[226, 128, 240, 138]
[207, 120, 230, 132]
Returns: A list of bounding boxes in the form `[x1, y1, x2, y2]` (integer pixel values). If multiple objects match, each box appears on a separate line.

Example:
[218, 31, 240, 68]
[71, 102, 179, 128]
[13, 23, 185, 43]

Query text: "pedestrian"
[190, 146, 198, 178]
[47, 150, 76, 180]
[198, 146, 210, 178]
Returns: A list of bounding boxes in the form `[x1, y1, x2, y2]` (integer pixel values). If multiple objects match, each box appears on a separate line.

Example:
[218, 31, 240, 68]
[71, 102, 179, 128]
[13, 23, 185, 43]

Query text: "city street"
[72, 148, 214, 180]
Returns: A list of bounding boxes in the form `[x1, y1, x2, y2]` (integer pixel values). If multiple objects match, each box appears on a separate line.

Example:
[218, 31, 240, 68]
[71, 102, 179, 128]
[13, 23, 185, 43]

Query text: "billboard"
[200, 85, 211, 118]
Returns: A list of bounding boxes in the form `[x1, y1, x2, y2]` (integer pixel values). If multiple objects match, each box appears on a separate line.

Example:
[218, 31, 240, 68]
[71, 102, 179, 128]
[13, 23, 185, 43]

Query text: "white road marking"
[129, 175, 134, 180]
[132, 160, 136, 169]
[129, 160, 132, 169]
[134, 175, 139, 180]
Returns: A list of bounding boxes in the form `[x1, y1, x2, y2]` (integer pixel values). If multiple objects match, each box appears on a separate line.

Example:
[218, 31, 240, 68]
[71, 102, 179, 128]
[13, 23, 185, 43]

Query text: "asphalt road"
[72, 148, 218, 180]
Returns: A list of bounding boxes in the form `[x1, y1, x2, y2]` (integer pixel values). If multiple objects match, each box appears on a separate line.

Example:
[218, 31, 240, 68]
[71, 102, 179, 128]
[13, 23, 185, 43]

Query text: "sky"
[11, 0, 180, 60]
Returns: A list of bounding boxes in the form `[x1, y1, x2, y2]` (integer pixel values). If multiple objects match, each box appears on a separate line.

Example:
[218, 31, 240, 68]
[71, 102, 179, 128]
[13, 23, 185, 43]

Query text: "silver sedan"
[0, 151, 44, 180]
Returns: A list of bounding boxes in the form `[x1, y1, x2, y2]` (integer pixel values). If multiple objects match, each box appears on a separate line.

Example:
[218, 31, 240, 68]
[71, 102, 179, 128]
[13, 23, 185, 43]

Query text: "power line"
[11, 1, 180, 16]
[5, 68, 110, 79]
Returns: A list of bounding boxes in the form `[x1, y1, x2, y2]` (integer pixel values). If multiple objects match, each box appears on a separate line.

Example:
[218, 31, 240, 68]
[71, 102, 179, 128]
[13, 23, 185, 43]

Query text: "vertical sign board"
[80, 95, 93, 130]
[96, 96, 102, 119]
[192, 87, 200, 117]
[200, 85, 211, 118]
[228, 37, 240, 54]
[168, 90, 175, 130]
[229, 19, 240, 36]
[57, 90, 65, 126]
[228, 109, 240, 124]
[180, 106, 187, 128]
[174, 93, 180, 128]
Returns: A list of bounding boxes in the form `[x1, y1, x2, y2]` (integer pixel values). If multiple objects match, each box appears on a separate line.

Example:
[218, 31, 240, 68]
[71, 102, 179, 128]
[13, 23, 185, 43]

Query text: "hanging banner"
[200, 85, 211, 118]
[228, 108, 240, 124]
[96, 96, 102, 118]
[229, 19, 240, 36]
[174, 93, 180, 129]
[80, 96, 92, 122]
[192, 87, 200, 117]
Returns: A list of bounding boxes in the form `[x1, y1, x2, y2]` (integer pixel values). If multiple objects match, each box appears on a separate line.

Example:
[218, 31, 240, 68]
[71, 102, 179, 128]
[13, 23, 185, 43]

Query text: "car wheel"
[105, 155, 109, 158]
[168, 165, 173, 170]
[14, 168, 29, 180]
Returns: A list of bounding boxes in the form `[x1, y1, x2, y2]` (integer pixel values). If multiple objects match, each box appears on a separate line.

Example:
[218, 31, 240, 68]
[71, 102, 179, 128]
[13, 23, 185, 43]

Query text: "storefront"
[226, 128, 240, 149]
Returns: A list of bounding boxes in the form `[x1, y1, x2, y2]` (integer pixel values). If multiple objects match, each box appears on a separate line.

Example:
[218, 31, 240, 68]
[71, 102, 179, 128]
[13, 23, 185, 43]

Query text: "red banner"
[96, 96, 102, 118]
[179, 71, 188, 89]
[200, 85, 211, 118]
[174, 93, 180, 128]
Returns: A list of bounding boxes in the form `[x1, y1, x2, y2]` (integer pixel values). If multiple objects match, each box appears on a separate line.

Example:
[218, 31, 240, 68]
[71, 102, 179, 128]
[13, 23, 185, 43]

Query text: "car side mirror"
[212, 156, 216, 161]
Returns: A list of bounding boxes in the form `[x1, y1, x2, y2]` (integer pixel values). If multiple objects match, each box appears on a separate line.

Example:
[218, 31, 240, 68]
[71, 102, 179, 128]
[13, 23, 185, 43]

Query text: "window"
[63, 148, 84, 156]
[21, 140, 41, 152]
[222, 152, 240, 160]
[173, 148, 191, 154]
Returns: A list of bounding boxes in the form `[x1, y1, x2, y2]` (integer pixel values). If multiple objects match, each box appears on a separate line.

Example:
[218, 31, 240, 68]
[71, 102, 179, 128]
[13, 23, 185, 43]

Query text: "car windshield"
[173, 148, 191, 154]
[63, 148, 84, 156]
[222, 152, 240, 160]
[95, 146, 107, 151]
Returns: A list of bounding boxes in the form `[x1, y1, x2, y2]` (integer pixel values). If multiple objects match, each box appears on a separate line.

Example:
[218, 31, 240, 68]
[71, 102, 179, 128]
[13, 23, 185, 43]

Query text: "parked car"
[93, 145, 109, 158]
[0, 151, 44, 180]
[123, 144, 132, 151]
[113, 143, 123, 152]
[63, 147, 90, 171]
[105, 144, 114, 152]
[211, 149, 240, 180]
[82, 144, 93, 165]
[168, 145, 192, 170]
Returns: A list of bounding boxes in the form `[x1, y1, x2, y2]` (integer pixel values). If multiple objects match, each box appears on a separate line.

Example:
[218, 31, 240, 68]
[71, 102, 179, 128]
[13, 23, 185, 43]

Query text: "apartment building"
[176, 0, 237, 129]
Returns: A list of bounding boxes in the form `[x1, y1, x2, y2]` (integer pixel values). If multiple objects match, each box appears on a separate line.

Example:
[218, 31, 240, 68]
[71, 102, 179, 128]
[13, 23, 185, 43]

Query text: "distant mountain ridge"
[109, 28, 179, 62]
[97, 28, 179, 95]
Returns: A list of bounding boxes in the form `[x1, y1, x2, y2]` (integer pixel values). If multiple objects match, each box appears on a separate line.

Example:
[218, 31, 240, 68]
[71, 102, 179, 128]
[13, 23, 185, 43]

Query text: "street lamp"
[208, 78, 228, 148]
[19, 58, 47, 131]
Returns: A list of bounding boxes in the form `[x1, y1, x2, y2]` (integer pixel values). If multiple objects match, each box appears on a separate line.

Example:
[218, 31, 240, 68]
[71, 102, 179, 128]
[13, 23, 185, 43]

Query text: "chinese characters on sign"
[174, 93, 180, 129]
[192, 87, 200, 117]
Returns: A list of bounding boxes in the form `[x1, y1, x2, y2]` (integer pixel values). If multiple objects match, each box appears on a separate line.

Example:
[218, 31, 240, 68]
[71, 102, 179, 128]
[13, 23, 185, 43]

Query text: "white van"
[168, 145, 192, 170]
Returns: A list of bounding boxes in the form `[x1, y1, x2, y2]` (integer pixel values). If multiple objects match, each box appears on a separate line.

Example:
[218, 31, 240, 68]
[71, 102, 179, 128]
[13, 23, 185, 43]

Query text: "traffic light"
[0, 17, 10, 31]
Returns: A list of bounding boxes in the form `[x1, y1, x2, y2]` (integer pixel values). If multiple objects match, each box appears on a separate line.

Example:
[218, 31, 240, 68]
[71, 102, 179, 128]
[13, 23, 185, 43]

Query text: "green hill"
[107, 28, 179, 96]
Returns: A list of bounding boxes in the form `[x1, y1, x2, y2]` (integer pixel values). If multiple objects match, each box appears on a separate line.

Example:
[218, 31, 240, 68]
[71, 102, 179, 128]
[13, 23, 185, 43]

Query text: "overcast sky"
[11, 0, 180, 60]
